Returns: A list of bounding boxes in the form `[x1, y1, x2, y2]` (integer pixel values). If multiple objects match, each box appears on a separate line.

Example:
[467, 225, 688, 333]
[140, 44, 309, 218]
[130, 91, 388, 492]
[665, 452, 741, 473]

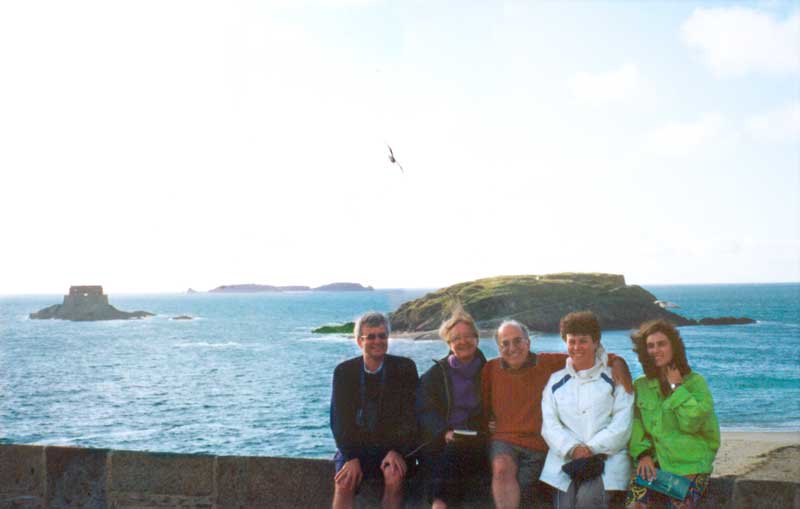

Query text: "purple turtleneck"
[446, 354, 482, 429]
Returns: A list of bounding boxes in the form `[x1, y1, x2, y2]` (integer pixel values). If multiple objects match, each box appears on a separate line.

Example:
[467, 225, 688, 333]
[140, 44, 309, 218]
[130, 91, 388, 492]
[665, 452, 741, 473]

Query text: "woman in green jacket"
[625, 320, 720, 509]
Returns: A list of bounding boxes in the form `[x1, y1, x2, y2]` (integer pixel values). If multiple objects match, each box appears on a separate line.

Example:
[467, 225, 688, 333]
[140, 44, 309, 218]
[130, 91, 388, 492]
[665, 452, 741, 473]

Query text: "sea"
[1, 283, 798, 459]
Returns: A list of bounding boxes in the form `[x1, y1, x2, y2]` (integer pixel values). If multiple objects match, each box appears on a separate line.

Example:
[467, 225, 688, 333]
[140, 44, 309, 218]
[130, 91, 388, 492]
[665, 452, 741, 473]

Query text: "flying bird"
[387, 144, 404, 173]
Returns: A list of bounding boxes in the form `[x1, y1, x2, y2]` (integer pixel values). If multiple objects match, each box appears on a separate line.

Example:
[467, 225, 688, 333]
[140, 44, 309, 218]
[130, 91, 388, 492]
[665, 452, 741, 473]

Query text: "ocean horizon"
[4, 280, 799, 297]
[1, 282, 798, 459]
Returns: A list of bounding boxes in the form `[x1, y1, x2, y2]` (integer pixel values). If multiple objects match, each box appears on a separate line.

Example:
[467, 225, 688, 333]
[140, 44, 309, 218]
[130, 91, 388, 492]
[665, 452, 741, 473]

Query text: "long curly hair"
[631, 319, 692, 386]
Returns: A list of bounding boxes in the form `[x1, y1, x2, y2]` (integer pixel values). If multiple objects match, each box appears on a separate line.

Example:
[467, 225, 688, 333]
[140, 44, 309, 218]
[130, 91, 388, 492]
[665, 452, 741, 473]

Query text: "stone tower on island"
[64, 285, 109, 306]
[29, 286, 154, 321]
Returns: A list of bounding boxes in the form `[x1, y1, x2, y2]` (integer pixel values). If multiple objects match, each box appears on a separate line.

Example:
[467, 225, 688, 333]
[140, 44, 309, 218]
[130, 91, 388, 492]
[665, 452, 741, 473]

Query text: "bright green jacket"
[629, 371, 720, 475]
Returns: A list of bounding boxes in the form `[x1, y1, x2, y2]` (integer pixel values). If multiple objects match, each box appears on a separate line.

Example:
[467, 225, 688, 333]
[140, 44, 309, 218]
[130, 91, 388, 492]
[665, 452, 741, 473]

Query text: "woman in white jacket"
[541, 311, 634, 509]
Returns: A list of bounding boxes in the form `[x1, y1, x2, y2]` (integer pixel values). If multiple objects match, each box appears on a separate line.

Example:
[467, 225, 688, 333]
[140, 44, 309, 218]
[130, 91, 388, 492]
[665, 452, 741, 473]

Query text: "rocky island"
[313, 282, 374, 292]
[209, 284, 311, 293]
[388, 273, 753, 338]
[29, 286, 154, 321]
[209, 282, 373, 293]
[697, 316, 756, 325]
[312, 322, 355, 334]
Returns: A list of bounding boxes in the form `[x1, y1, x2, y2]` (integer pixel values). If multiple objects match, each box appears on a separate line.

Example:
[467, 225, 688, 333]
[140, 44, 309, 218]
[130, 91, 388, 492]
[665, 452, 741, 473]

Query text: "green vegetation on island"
[312, 322, 355, 334]
[389, 273, 695, 335]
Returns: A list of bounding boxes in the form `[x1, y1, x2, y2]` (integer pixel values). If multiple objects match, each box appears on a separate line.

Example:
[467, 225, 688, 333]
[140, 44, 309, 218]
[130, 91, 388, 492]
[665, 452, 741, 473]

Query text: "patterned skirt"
[624, 471, 709, 509]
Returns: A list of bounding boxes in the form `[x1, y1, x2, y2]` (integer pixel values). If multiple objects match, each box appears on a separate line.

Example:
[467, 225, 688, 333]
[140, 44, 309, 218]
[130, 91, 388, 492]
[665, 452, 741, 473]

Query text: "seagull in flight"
[387, 144, 404, 173]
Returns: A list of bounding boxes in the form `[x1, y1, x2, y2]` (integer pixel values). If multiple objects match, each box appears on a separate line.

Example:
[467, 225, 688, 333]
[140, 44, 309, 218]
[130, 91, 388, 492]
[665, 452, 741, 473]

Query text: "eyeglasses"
[448, 333, 477, 343]
[360, 333, 388, 341]
[498, 337, 528, 350]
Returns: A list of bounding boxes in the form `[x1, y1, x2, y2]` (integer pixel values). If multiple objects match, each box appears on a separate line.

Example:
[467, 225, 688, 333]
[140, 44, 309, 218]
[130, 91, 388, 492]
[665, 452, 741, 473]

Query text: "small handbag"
[561, 454, 606, 483]
[635, 468, 692, 500]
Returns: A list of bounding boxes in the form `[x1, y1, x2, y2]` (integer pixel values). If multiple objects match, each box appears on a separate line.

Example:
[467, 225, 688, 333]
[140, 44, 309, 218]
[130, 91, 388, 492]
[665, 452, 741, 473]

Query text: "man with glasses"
[482, 320, 631, 508]
[330, 311, 418, 509]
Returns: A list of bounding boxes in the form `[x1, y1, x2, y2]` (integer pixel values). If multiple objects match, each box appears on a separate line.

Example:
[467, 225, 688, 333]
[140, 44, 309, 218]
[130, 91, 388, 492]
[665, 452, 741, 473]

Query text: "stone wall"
[1, 444, 797, 508]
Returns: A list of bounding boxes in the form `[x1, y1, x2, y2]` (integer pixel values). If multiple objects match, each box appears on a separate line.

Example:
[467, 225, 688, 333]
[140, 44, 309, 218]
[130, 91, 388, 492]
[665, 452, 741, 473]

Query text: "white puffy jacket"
[539, 347, 633, 492]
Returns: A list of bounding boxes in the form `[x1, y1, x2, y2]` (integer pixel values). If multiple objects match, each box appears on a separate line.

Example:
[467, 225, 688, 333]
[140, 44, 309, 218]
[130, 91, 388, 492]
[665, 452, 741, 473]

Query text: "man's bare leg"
[382, 464, 404, 509]
[492, 453, 520, 509]
[432, 498, 447, 509]
[332, 458, 362, 509]
[332, 483, 356, 509]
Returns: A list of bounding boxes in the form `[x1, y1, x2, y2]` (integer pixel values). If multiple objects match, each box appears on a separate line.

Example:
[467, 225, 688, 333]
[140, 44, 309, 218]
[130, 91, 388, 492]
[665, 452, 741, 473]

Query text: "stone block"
[217, 456, 334, 509]
[0, 444, 45, 509]
[705, 476, 735, 508]
[733, 479, 800, 509]
[45, 446, 108, 508]
[215, 456, 247, 509]
[108, 450, 213, 508]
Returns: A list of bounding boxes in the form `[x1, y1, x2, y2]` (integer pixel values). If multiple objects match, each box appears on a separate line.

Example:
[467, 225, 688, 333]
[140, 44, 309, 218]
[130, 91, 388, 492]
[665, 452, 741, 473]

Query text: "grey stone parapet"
[0, 444, 797, 508]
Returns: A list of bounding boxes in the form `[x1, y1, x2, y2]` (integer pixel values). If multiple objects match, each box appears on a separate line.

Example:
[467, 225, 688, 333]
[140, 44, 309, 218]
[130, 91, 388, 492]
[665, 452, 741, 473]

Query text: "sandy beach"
[715, 431, 800, 481]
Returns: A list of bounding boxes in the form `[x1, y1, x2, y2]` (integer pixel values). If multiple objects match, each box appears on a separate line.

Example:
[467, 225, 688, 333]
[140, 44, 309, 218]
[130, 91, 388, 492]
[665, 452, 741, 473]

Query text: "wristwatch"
[670, 382, 682, 390]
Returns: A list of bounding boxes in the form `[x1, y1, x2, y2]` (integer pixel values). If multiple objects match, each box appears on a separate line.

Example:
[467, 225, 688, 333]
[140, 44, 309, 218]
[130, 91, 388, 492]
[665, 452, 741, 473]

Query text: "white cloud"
[642, 113, 726, 157]
[568, 63, 648, 105]
[682, 7, 800, 76]
[643, 102, 799, 156]
[747, 101, 800, 143]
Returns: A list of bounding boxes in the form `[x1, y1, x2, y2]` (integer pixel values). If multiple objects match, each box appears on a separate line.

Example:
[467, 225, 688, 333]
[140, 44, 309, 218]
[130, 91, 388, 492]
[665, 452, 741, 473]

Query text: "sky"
[1, 1, 798, 294]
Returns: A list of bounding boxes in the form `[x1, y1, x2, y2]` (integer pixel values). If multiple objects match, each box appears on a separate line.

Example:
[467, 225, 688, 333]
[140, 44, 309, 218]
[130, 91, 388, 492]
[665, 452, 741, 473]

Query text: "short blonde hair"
[438, 310, 479, 343]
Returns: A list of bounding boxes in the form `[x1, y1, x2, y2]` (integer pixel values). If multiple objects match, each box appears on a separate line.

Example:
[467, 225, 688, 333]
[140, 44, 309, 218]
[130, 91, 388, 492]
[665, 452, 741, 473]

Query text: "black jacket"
[330, 354, 418, 461]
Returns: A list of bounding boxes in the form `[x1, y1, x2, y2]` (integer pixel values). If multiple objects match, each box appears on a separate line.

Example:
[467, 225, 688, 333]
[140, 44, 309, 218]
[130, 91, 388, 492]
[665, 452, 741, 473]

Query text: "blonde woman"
[415, 310, 488, 509]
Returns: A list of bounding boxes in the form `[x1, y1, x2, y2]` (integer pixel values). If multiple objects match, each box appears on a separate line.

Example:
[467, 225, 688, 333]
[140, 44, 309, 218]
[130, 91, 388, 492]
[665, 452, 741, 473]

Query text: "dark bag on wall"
[561, 454, 606, 483]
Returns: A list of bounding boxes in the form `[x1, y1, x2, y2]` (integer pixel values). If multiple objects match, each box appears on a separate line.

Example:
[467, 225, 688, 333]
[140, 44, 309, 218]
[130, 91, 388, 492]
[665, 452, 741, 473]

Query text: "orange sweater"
[481, 352, 568, 452]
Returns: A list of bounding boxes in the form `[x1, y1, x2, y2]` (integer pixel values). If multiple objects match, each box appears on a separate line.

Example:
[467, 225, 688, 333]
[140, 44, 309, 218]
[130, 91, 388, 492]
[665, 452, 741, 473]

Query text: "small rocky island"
[312, 322, 355, 334]
[388, 273, 753, 338]
[314, 282, 374, 292]
[29, 286, 154, 321]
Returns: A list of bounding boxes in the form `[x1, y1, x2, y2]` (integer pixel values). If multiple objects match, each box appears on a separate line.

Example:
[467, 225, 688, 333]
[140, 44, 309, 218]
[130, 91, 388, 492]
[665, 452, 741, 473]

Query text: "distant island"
[208, 282, 373, 293]
[388, 273, 753, 338]
[29, 286, 154, 321]
[210, 284, 310, 292]
[314, 282, 375, 292]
